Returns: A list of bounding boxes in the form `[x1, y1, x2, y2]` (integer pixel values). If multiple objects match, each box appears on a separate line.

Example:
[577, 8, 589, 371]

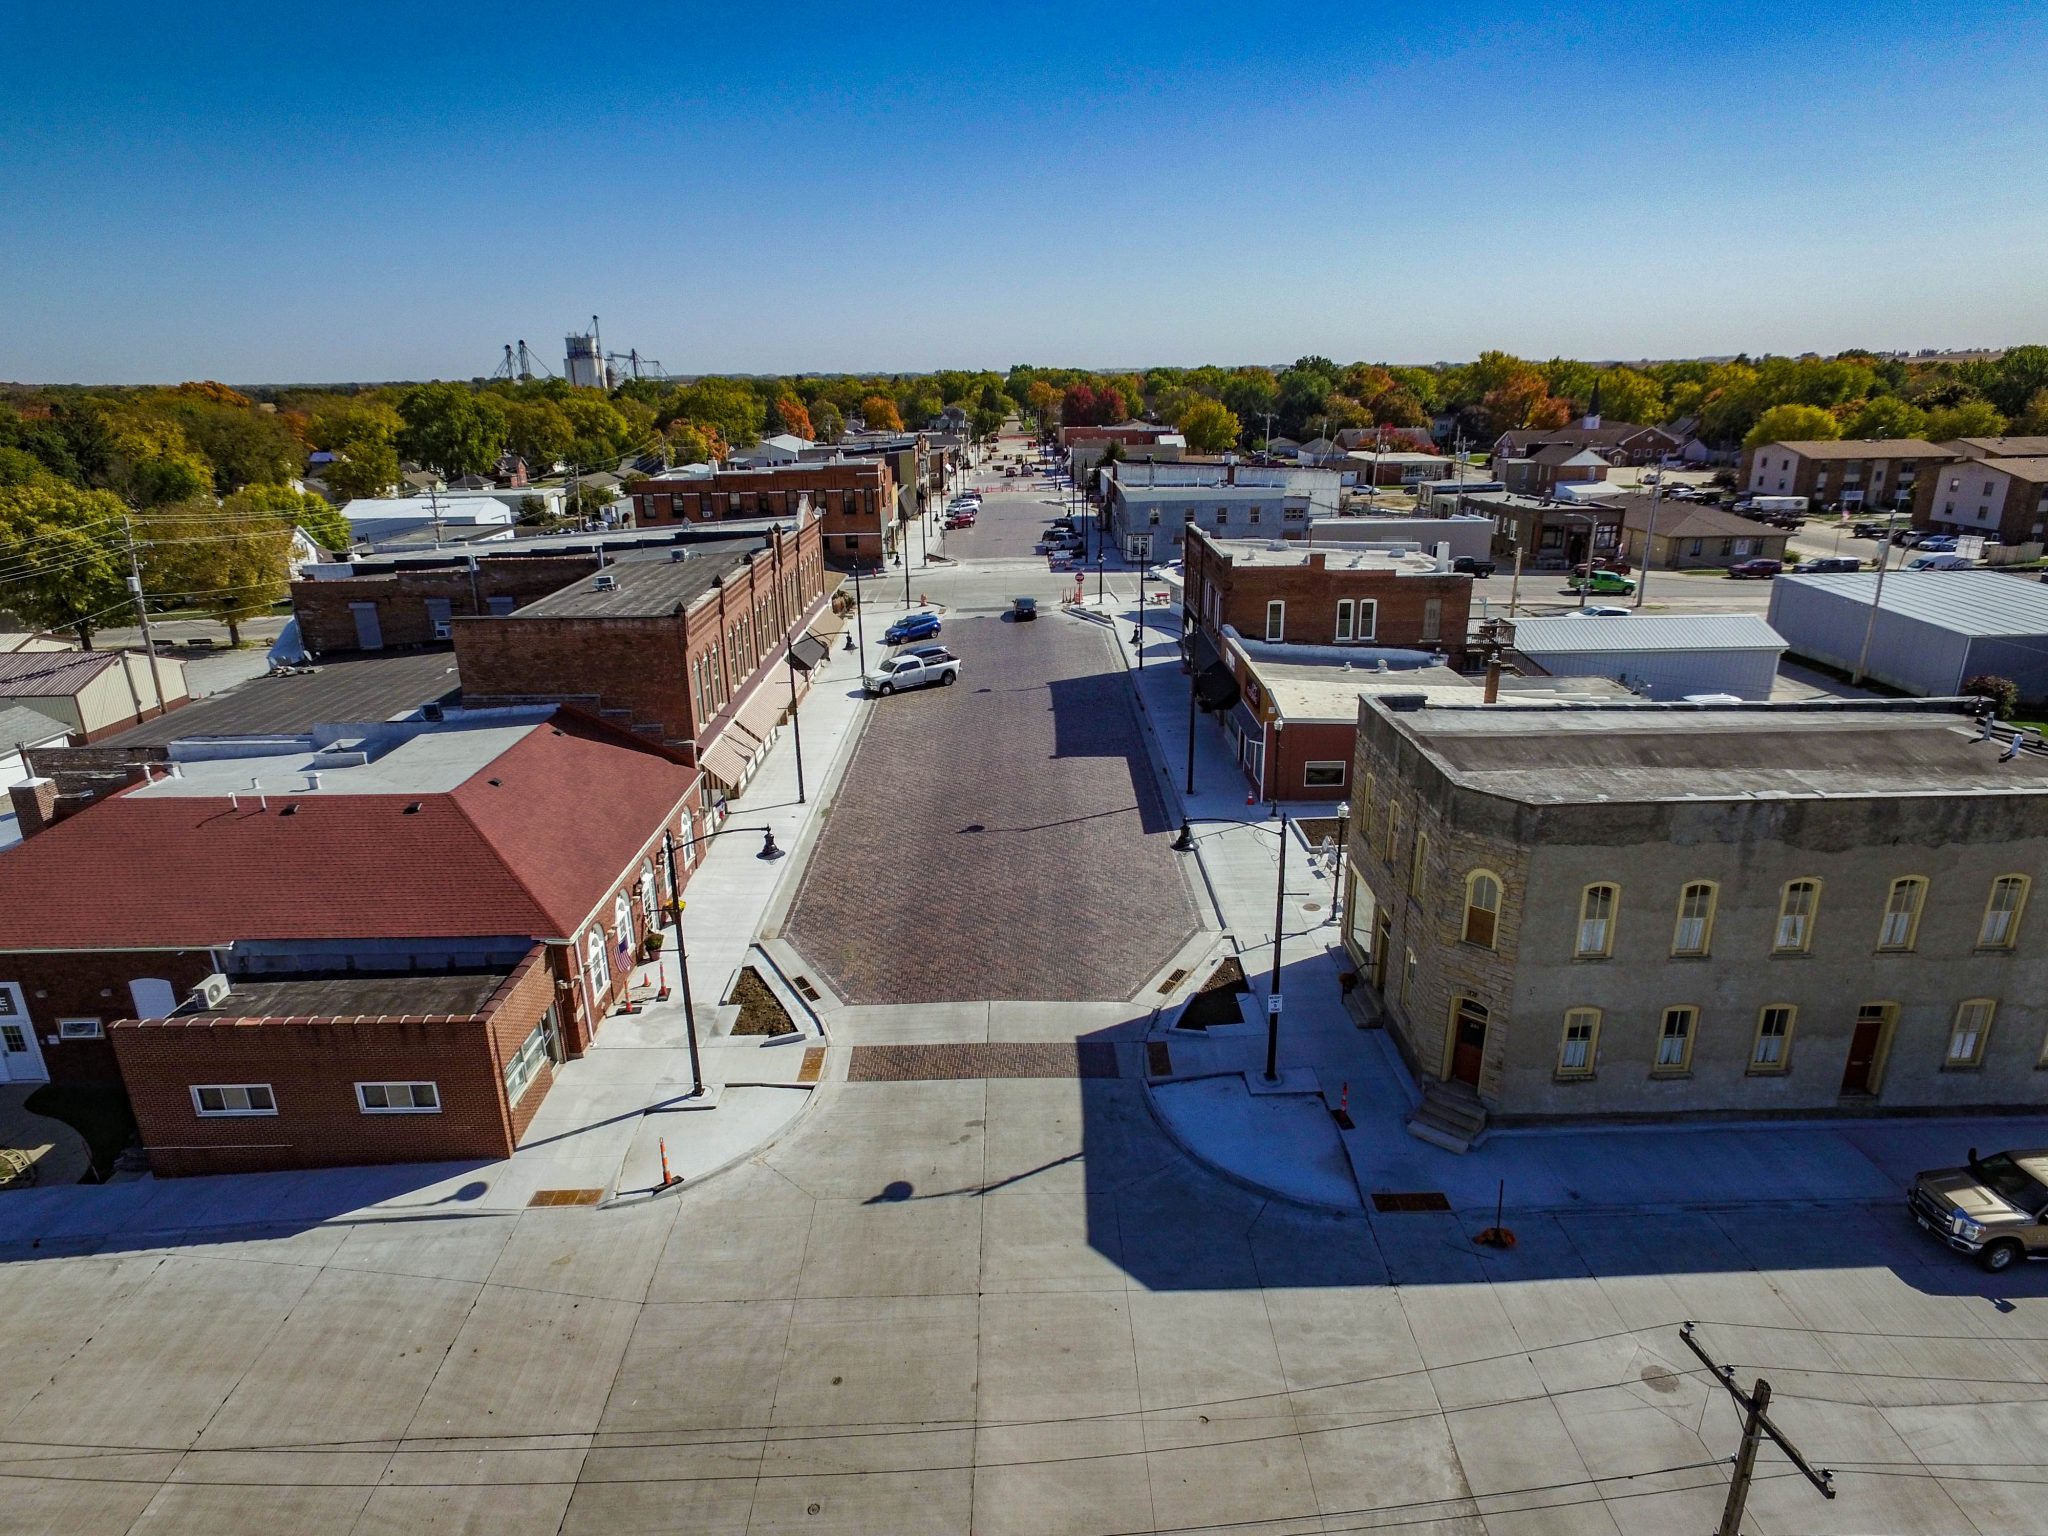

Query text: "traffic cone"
[658, 1137, 679, 1188]
[1332, 1082, 1354, 1130]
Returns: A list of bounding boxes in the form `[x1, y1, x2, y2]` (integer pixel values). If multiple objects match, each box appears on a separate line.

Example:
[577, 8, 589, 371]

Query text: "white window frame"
[192, 1083, 276, 1117]
[1335, 600, 1354, 642]
[57, 1016, 103, 1040]
[356, 1081, 442, 1114]
[1265, 600, 1285, 642]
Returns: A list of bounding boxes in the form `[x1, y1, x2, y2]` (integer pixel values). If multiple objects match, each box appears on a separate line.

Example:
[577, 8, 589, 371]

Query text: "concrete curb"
[1135, 1067, 1369, 1218]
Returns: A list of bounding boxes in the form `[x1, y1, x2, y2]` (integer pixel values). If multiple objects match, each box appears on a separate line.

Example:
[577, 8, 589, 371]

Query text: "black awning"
[788, 635, 831, 671]
[1186, 624, 1222, 673]
[1195, 661, 1240, 713]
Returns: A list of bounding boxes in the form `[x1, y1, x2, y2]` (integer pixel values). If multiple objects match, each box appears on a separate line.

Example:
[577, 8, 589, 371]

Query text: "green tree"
[396, 382, 509, 477]
[1924, 400, 2008, 441]
[0, 482, 133, 647]
[323, 434, 399, 501]
[503, 400, 574, 473]
[663, 422, 720, 465]
[558, 395, 634, 468]
[661, 378, 764, 448]
[811, 400, 845, 443]
[142, 501, 292, 647]
[109, 420, 213, 506]
[165, 399, 302, 492]
[1589, 367, 1666, 426]
[1840, 395, 1930, 440]
[1176, 398, 1243, 454]
[2010, 388, 2048, 436]
[1743, 403, 1841, 451]
[231, 482, 351, 555]
[1987, 346, 2048, 418]
[1220, 368, 1278, 431]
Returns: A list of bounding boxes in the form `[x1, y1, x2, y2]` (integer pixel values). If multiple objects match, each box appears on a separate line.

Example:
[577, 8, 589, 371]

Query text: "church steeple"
[1583, 377, 1603, 430]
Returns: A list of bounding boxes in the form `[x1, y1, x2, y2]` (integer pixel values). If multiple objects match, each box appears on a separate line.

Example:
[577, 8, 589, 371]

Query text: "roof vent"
[1382, 692, 1429, 712]
[593, 573, 619, 592]
[403, 801, 423, 814]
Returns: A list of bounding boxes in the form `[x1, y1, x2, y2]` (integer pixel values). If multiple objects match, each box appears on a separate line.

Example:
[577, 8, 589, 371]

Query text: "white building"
[1769, 570, 2048, 700]
[1511, 613, 1787, 701]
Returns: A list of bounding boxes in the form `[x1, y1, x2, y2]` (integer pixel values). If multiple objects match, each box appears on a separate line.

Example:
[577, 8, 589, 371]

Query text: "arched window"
[639, 861, 658, 918]
[1462, 870, 1503, 949]
[584, 927, 610, 999]
[614, 893, 633, 947]
[1672, 881, 1718, 957]
[1878, 877, 1926, 951]
[1576, 884, 1617, 959]
[1775, 879, 1820, 954]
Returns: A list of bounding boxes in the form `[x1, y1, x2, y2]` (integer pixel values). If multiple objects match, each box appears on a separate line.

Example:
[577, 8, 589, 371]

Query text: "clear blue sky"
[5, 1, 2045, 383]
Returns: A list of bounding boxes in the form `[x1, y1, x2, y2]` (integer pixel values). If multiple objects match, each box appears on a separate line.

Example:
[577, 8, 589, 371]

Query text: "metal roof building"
[1767, 571, 2048, 700]
[1511, 613, 1787, 701]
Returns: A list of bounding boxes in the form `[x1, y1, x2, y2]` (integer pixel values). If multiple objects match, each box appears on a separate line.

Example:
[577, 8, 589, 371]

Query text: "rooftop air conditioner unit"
[594, 573, 619, 591]
[433, 621, 453, 639]
[191, 973, 231, 1009]
[421, 703, 445, 723]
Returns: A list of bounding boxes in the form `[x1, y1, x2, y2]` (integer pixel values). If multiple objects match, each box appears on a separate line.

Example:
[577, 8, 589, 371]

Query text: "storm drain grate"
[1156, 968, 1189, 994]
[529, 1188, 604, 1208]
[1371, 1191, 1452, 1213]
[797, 1047, 825, 1083]
[791, 975, 823, 1003]
[1146, 1041, 1173, 1078]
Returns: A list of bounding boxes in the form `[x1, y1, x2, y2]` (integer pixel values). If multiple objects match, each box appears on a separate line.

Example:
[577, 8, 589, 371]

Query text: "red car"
[1728, 558, 1784, 579]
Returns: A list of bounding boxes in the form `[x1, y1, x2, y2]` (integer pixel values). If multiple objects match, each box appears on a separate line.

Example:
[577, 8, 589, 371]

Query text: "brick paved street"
[783, 612, 1199, 1003]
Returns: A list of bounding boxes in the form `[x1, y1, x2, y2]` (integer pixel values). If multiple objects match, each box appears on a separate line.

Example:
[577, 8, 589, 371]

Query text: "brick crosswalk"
[845, 1041, 1122, 1082]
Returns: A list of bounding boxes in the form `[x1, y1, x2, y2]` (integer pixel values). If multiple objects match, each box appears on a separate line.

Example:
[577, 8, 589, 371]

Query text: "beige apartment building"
[1340, 695, 2048, 1145]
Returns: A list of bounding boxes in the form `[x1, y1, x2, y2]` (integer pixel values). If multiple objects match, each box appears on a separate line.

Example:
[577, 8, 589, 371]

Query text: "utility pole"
[662, 830, 706, 1097]
[1634, 471, 1664, 609]
[122, 516, 168, 709]
[428, 484, 444, 549]
[1852, 504, 1902, 687]
[1678, 1323, 1834, 1536]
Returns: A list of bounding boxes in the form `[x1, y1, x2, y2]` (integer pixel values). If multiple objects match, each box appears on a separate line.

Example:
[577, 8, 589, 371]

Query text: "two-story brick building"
[1182, 529, 1473, 663]
[1913, 449, 2048, 546]
[628, 462, 896, 567]
[453, 513, 834, 797]
[1341, 696, 2048, 1149]
[0, 708, 704, 1174]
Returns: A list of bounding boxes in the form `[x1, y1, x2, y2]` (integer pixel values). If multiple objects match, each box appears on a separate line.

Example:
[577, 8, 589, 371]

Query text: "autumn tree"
[1176, 398, 1242, 454]
[661, 377, 764, 448]
[1025, 380, 1060, 427]
[1478, 372, 1570, 435]
[775, 396, 815, 440]
[861, 396, 905, 432]
[1840, 396, 1929, 440]
[109, 420, 213, 506]
[663, 422, 722, 465]
[0, 481, 132, 648]
[1587, 367, 1666, 426]
[1742, 403, 1840, 450]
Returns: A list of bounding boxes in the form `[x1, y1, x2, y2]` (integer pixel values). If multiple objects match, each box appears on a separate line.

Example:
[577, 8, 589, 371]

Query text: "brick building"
[1181, 528, 1472, 663]
[454, 515, 835, 796]
[1456, 490, 1627, 571]
[292, 556, 602, 654]
[1739, 438, 1953, 510]
[1499, 444, 1612, 497]
[1342, 696, 2048, 1148]
[0, 708, 703, 1174]
[628, 462, 897, 566]
[1490, 420, 1682, 468]
[1913, 453, 2048, 546]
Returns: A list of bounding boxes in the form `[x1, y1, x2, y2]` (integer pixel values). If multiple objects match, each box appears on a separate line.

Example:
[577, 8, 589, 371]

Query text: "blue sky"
[4, 1, 2045, 383]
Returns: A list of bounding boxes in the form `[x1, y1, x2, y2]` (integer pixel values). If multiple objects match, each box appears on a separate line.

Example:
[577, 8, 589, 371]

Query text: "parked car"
[1567, 570, 1638, 596]
[864, 651, 961, 695]
[1569, 606, 1632, 618]
[1727, 558, 1784, 579]
[1917, 534, 1959, 552]
[1892, 528, 1928, 547]
[883, 611, 942, 645]
[1907, 554, 1975, 571]
[1450, 556, 1496, 578]
[902, 644, 955, 663]
[1793, 557, 1863, 574]
[1851, 522, 1889, 540]
[1909, 1148, 2048, 1272]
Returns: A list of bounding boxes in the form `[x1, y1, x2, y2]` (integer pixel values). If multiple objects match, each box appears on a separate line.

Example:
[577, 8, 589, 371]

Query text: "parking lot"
[782, 610, 1199, 1004]
[936, 471, 1086, 562]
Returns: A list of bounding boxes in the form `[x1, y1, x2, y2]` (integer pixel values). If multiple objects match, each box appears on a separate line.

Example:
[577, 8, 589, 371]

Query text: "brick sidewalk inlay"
[846, 1042, 1122, 1082]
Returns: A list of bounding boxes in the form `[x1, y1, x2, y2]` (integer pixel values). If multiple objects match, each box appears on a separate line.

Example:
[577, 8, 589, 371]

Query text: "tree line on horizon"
[5, 348, 2046, 649]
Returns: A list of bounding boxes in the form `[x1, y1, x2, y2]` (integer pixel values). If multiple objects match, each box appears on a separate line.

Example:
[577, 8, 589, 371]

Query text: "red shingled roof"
[0, 710, 696, 951]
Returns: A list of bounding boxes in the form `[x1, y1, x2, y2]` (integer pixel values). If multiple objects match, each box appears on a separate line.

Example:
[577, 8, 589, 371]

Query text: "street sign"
[1267, 995, 1283, 1015]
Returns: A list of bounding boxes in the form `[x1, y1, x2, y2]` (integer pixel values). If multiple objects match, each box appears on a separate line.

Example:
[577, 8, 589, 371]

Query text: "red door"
[1451, 1001, 1488, 1086]
[1840, 1012, 1885, 1095]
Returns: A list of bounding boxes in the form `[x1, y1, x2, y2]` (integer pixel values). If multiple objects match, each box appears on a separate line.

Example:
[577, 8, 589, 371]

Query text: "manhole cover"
[1301, 902, 1323, 913]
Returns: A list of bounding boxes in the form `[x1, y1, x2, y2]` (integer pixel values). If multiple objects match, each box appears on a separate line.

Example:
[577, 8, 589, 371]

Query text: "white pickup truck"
[864, 648, 961, 696]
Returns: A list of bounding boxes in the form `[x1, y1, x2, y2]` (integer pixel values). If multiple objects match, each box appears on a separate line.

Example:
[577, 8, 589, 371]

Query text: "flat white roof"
[131, 720, 546, 798]
[1513, 613, 1787, 655]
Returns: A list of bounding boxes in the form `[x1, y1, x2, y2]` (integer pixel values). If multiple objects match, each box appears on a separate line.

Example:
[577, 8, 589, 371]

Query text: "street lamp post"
[1265, 809, 1288, 1084]
[851, 557, 868, 675]
[1633, 474, 1664, 609]
[662, 829, 706, 1098]
[1331, 802, 1352, 925]
[1133, 550, 1146, 657]
[1267, 718, 1285, 818]
[784, 647, 806, 805]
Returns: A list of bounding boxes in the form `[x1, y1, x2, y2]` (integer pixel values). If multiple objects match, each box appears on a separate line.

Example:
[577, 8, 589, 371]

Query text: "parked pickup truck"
[863, 650, 960, 696]
[1909, 1148, 2048, 1272]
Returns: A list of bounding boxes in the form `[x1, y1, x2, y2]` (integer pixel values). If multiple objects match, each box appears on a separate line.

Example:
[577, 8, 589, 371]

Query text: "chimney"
[8, 777, 58, 839]
[1306, 551, 1326, 570]
[1435, 541, 1452, 573]
[304, 772, 322, 791]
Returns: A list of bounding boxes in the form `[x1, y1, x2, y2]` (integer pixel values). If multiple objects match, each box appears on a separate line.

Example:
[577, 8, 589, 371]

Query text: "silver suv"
[1909, 1148, 2048, 1272]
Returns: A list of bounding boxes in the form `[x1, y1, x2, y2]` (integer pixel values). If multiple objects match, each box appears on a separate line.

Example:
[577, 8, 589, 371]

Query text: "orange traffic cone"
[1332, 1082, 1354, 1130]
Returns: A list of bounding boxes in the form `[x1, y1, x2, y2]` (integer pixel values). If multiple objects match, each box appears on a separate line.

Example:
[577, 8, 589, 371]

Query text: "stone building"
[1340, 696, 2048, 1147]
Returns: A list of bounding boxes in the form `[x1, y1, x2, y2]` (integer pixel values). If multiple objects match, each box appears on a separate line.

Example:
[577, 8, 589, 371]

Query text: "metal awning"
[1187, 626, 1222, 672]
[698, 731, 754, 793]
[788, 634, 831, 672]
[700, 681, 787, 791]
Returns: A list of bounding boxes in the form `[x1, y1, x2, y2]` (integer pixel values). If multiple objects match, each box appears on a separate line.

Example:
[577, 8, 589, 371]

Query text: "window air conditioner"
[191, 973, 231, 1009]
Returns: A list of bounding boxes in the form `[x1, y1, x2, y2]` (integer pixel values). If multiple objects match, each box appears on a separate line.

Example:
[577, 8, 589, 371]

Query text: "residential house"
[0, 649, 188, 743]
[1500, 444, 1613, 497]
[1619, 497, 1792, 570]
[1490, 418, 1683, 467]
